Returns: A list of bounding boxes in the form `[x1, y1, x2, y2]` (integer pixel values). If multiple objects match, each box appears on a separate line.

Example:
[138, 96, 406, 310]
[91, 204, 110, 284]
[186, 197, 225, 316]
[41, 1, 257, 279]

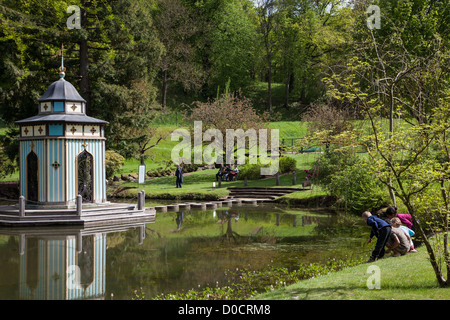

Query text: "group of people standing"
[363, 206, 417, 263]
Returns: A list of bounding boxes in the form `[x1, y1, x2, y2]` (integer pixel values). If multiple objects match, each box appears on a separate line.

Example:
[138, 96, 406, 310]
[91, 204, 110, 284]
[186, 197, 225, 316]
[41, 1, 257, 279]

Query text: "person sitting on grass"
[390, 217, 417, 253]
[385, 223, 410, 257]
[362, 211, 392, 263]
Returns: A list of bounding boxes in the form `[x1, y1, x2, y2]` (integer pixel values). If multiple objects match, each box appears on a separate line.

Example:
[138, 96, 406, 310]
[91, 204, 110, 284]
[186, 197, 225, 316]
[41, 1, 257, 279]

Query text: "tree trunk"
[266, 49, 272, 113]
[284, 73, 290, 108]
[161, 69, 168, 110]
[79, 4, 91, 112]
[405, 202, 448, 286]
[440, 180, 450, 283]
[388, 84, 396, 207]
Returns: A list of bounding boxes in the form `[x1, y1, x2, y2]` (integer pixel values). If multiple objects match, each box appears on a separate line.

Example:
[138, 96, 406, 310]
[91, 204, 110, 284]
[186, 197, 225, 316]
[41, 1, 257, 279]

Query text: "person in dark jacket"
[362, 211, 392, 262]
[175, 164, 183, 188]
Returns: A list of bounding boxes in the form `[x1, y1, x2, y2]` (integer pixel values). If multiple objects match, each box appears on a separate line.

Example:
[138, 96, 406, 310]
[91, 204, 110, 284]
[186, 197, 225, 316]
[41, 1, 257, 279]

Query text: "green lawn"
[107, 166, 327, 202]
[106, 120, 322, 200]
[255, 245, 450, 300]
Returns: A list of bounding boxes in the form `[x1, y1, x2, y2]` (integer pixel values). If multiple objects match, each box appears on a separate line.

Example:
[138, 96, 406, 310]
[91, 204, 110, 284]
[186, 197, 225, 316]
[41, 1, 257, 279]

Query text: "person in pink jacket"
[385, 206, 414, 231]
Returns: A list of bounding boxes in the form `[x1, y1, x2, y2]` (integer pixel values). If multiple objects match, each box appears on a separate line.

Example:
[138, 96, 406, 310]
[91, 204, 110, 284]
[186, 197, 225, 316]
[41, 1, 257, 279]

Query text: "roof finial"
[59, 44, 66, 79]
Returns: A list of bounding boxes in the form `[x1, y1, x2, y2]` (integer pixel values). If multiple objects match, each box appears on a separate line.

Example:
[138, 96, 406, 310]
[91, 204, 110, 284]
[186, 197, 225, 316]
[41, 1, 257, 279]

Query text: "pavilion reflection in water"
[2, 222, 146, 300]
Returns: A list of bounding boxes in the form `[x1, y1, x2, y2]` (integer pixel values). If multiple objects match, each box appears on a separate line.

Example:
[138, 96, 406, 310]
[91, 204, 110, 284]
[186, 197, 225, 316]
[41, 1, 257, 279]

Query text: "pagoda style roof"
[15, 113, 108, 125]
[38, 78, 86, 103]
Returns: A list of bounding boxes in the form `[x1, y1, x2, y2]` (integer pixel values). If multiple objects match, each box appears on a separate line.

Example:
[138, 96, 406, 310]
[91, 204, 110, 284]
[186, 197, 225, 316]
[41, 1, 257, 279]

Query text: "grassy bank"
[107, 167, 327, 202]
[108, 169, 230, 200]
[254, 246, 450, 300]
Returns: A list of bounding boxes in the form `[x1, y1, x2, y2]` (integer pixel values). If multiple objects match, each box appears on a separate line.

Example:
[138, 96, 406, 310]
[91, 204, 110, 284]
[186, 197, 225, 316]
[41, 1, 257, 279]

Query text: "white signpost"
[138, 165, 146, 184]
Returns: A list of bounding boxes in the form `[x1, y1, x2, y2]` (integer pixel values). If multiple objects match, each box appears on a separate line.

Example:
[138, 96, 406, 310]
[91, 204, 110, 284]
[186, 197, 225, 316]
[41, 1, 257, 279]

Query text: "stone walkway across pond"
[150, 187, 304, 212]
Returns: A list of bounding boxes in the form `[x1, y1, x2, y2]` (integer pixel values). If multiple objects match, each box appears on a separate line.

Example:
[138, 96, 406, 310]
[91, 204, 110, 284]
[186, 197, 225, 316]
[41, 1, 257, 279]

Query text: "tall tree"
[153, 0, 205, 109]
[89, 0, 163, 154]
[255, 0, 277, 112]
[0, 0, 163, 156]
[208, 0, 258, 93]
[0, 0, 69, 123]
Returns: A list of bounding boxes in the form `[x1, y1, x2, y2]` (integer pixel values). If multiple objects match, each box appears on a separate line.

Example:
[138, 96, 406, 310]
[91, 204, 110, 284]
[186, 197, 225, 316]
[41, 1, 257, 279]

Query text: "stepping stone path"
[147, 187, 302, 213]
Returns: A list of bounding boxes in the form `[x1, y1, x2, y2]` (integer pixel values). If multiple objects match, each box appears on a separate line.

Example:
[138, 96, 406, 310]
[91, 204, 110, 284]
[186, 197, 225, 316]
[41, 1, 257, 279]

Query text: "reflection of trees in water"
[100, 209, 367, 299]
[218, 211, 241, 242]
[314, 213, 361, 237]
[26, 238, 39, 298]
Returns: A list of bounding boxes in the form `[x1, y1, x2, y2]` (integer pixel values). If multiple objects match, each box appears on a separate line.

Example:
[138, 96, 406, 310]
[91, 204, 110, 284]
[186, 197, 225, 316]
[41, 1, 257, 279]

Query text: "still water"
[0, 202, 369, 300]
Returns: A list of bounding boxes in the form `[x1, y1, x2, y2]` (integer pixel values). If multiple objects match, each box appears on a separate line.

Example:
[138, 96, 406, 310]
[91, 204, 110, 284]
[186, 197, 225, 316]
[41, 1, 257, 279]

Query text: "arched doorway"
[77, 150, 94, 202]
[26, 151, 38, 203]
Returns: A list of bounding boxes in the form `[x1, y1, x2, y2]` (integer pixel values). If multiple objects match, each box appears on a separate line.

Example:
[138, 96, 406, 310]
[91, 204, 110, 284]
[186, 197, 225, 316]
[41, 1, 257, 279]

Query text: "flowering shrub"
[304, 169, 315, 180]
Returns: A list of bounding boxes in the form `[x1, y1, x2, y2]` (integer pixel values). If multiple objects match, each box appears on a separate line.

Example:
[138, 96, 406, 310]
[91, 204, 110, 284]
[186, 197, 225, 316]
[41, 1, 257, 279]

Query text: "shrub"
[279, 156, 297, 173]
[181, 163, 199, 173]
[238, 164, 263, 180]
[315, 151, 389, 214]
[105, 150, 125, 179]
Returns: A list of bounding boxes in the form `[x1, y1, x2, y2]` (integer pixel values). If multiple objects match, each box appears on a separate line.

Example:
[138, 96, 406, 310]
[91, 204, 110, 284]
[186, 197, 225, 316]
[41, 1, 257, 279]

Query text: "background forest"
[0, 0, 367, 151]
[1, 0, 448, 154]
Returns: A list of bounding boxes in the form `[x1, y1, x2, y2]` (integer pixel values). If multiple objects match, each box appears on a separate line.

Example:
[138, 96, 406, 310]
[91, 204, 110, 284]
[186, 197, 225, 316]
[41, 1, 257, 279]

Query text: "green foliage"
[152, 257, 364, 300]
[0, 0, 163, 154]
[315, 150, 389, 215]
[279, 156, 296, 173]
[0, 149, 15, 179]
[105, 150, 125, 179]
[238, 164, 263, 180]
[207, 0, 258, 93]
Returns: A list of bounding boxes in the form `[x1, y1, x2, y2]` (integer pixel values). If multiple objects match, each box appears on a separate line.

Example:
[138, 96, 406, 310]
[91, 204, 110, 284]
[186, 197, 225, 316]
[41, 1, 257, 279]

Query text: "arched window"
[77, 150, 94, 202]
[26, 151, 38, 203]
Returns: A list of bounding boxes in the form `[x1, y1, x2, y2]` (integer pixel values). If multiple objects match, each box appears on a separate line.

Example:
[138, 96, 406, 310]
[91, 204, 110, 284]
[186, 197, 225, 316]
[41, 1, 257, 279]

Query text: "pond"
[0, 202, 370, 300]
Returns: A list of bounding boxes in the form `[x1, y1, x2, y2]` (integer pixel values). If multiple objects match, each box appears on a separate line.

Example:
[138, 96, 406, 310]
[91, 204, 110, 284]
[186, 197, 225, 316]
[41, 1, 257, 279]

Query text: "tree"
[207, 0, 258, 94]
[325, 1, 450, 285]
[153, 0, 205, 109]
[184, 92, 271, 165]
[272, 1, 298, 108]
[0, 0, 69, 123]
[255, 0, 277, 112]
[301, 103, 355, 149]
[88, 0, 163, 152]
[0, 0, 163, 155]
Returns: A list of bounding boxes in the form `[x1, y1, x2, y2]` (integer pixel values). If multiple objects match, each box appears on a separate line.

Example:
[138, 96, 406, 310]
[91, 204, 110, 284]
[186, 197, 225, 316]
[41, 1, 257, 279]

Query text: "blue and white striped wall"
[19, 138, 106, 205]
[20, 140, 47, 202]
[66, 139, 106, 204]
[19, 235, 106, 300]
